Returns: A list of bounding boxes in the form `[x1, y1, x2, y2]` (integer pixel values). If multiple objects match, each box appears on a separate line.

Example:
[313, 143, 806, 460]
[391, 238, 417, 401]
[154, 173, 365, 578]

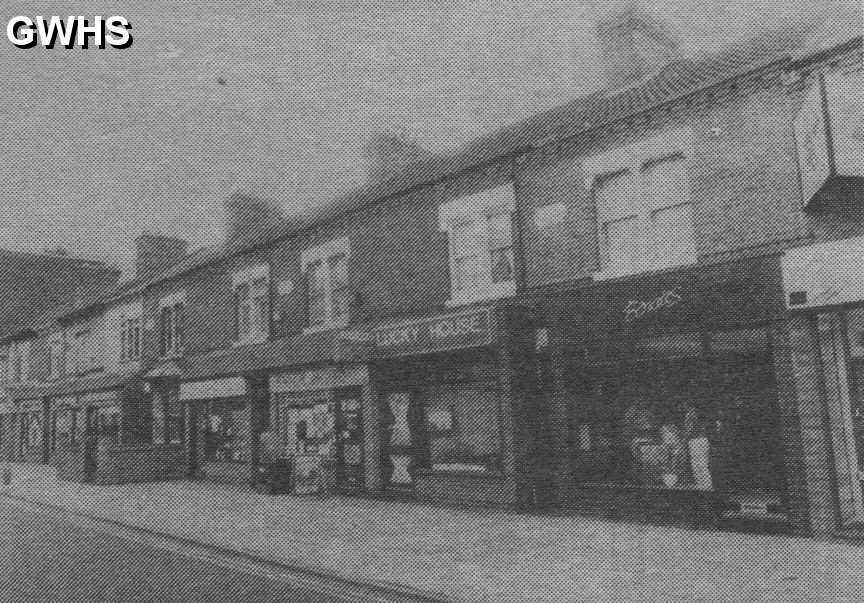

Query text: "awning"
[179, 329, 371, 381]
[4, 370, 140, 401]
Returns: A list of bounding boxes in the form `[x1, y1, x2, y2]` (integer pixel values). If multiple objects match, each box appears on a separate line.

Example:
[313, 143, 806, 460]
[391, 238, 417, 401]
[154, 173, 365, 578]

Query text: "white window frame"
[158, 291, 186, 358]
[232, 265, 270, 345]
[438, 183, 517, 307]
[8, 340, 31, 383]
[584, 127, 696, 280]
[72, 329, 92, 375]
[119, 301, 143, 362]
[301, 237, 351, 333]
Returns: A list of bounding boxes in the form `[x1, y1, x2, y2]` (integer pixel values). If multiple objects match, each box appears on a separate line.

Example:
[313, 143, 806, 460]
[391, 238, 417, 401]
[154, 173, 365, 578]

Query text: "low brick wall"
[96, 444, 187, 485]
[415, 470, 517, 509]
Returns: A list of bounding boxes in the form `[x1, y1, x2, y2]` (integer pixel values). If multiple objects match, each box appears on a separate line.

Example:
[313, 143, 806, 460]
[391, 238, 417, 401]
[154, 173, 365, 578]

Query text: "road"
[0, 499, 387, 603]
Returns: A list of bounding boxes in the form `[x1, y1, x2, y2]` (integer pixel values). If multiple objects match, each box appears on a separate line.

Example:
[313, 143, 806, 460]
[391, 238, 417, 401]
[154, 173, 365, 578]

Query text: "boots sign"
[373, 309, 493, 357]
[623, 288, 683, 323]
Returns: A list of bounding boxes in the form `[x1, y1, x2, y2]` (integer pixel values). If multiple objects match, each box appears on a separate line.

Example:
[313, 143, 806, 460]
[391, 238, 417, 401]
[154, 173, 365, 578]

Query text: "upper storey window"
[233, 265, 270, 345]
[439, 183, 516, 306]
[301, 237, 351, 331]
[159, 292, 186, 357]
[586, 128, 696, 279]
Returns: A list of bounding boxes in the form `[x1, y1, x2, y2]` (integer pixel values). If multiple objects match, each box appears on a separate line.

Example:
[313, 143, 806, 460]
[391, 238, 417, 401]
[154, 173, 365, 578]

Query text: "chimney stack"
[594, 2, 682, 90]
[362, 127, 435, 183]
[223, 192, 288, 246]
[135, 234, 188, 281]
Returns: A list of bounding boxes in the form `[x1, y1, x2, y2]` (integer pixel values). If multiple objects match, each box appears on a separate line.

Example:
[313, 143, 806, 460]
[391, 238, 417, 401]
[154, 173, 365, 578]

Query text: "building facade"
[1, 11, 861, 538]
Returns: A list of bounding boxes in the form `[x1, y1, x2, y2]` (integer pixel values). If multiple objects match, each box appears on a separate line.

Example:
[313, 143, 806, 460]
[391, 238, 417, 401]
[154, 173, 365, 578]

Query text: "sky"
[0, 0, 860, 274]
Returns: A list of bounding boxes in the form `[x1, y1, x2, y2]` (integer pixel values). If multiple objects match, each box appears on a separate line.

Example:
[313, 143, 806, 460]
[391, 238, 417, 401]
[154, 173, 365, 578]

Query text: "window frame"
[159, 292, 186, 358]
[232, 265, 270, 345]
[49, 337, 64, 380]
[438, 183, 517, 307]
[585, 128, 696, 280]
[300, 238, 351, 333]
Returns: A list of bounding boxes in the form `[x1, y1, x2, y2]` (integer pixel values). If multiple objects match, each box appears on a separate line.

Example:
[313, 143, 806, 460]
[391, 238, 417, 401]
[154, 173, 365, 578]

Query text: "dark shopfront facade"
[371, 304, 537, 509]
[538, 254, 796, 530]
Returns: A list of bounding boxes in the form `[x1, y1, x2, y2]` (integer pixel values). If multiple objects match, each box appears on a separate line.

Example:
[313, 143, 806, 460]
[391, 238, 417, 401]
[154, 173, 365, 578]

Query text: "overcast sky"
[0, 0, 859, 274]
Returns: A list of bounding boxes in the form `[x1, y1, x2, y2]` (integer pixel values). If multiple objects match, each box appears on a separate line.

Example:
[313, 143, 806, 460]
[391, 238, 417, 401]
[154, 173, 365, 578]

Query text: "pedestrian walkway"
[2, 462, 863, 603]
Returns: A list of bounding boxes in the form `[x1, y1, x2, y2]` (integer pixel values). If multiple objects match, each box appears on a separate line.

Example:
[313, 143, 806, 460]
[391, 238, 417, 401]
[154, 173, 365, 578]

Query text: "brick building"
[0, 8, 861, 538]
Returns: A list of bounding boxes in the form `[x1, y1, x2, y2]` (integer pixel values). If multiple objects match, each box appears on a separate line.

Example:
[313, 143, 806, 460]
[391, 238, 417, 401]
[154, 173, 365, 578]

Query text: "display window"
[203, 400, 251, 462]
[272, 394, 334, 458]
[97, 407, 120, 447]
[422, 383, 502, 473]
[844, 308, 864, 484]
[23, 410, 42, 454]
[53, 408, 75, 450]
[571, 328, 784, 501]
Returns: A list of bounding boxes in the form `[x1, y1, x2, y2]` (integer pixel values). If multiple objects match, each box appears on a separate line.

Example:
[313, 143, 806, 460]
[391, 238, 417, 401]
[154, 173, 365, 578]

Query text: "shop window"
[233, 266, 269, 344]
[424, 385, 502, 473]
[97, 407, 120, 447]
[273, 396, 334, 457]
[0, 351, 7, 385]
[439, 184, 517, 306]
[24, 411, 42, 453]
[159, 293, 185, 357]
[301, 238, 351, 331]
[54, 409, 74, 449]
[586, 129, 695, 278]
[204, 400, 251, 462]
[571, 355, 784, 497]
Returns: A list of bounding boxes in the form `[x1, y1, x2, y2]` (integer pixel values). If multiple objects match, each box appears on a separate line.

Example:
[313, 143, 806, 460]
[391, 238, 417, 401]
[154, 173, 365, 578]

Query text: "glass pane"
[643, 155, 687, 211]
[329, 254, 349, 289]
[603, 217, 641, 275]
[309, 294, 327, 325]
[650, 203, 696, 269]
[428, 386, 501, 472]
[487, 213, 512, 251]
[308, 261, 326, 294]
[454, 256, 480, 291]
[490, 248, 514, 284]
[595, 170, 636, 222]
[451, 221, 482, 258]
[331, 287, 351, 322]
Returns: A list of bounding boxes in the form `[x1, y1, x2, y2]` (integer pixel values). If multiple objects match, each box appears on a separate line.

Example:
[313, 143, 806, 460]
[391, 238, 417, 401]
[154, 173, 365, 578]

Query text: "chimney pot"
[135, 234, 188, 281]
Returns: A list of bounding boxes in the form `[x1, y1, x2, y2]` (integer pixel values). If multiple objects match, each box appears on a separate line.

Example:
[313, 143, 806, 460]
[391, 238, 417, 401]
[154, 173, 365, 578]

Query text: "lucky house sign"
[373, 309, 493, 357]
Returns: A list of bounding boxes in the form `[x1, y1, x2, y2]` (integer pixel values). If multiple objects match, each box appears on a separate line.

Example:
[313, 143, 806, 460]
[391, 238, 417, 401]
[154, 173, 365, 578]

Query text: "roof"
[229, 22, 860, 255]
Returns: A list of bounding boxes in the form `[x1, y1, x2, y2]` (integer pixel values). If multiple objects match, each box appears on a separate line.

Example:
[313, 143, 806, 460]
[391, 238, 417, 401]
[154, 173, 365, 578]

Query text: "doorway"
[334, 388, 364, 493]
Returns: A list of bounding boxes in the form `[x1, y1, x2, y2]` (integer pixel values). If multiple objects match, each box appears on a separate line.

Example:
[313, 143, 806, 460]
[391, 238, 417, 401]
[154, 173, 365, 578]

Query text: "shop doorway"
[334, 388, 364, 493]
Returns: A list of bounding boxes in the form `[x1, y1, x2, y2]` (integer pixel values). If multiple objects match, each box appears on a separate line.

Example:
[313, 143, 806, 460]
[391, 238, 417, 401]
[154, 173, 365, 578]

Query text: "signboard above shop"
[373, 308, 494, 357]
[782, 236, 864, 310]
[794, 69, 864, 209]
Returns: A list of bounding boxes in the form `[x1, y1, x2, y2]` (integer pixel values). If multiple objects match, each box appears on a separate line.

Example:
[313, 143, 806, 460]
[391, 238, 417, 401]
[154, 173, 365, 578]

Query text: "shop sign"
[180, 376, 247, 401]
[623, 288, 684, 323]
[782, 235, 864, 309]
[269, 364, 368, 393]
[373, 308, 493, 357]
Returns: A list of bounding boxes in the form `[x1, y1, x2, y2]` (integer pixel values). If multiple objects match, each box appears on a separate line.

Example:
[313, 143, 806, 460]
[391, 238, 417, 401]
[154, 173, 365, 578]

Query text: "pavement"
[3, 462, 864, 603]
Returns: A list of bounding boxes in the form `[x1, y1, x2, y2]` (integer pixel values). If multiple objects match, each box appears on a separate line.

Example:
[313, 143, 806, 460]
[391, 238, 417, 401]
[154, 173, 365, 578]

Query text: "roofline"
[0, 248, 119, 272]
[790, 34, 863, 68]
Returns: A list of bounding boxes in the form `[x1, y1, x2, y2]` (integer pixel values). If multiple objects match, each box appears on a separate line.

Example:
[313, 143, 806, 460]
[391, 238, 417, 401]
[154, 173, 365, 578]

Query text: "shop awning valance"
[4, 370, 139, 401]
[179, 329, 371, 381]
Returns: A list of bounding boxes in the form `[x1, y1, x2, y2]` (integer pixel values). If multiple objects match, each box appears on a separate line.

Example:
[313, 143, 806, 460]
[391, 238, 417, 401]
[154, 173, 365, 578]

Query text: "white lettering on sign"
[624, 288, 683, 323]
[428, 314, 483, 339]
[375, 325, 420, 347]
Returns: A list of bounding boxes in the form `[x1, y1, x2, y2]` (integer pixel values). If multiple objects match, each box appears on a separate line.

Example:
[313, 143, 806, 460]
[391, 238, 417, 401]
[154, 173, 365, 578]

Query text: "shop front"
[263, 364, 370, 495]
[782, 235, 864, 535]
[179, 376, 260, 485]
[50, 390, 122, 483]
[544, 255, 791, 528]
[371, 305, 529, 509]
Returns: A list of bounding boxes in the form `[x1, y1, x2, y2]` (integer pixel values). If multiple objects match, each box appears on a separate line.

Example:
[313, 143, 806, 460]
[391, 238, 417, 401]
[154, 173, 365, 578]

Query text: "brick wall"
[96, 444, 186, 485]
